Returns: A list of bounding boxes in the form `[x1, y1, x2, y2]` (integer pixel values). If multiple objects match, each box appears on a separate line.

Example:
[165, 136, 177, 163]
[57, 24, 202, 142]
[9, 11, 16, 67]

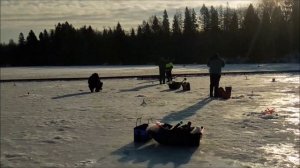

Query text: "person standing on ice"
[165, 60, 174, 82]
[158, 57, 166, 84]
[207, 53, 225, 97]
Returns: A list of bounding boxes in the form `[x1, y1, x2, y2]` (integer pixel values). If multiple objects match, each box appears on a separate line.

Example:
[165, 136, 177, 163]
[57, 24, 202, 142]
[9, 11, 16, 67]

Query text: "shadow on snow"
[52, 91, 91, 99]
[111, 142, 198, 168]
[119, 83, 160, 92]
[161, 97, 213, 122]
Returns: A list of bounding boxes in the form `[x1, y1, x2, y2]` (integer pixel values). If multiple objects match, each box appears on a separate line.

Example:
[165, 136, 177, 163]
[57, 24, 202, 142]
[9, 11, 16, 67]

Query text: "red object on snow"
[262, 108, 275, 115]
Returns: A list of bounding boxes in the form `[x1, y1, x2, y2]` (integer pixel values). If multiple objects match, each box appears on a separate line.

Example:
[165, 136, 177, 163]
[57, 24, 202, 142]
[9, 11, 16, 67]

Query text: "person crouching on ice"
[88, 73, 103, 92]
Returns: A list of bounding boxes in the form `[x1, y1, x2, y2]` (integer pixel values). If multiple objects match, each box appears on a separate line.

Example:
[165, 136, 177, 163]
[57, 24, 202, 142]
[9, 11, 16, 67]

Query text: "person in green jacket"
[165, 61, 173, 82]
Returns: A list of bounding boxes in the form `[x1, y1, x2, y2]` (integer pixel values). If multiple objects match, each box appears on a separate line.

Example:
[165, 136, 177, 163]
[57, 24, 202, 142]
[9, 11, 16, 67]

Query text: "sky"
[1, 0, 259, 44]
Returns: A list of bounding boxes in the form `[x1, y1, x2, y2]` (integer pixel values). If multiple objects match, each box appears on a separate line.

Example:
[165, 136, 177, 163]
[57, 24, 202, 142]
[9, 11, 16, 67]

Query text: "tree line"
[1, 0, 299, 66]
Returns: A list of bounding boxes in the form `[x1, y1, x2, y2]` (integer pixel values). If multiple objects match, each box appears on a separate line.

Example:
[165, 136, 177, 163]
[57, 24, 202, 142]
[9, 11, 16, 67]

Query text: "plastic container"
[134, 118, 152, 142]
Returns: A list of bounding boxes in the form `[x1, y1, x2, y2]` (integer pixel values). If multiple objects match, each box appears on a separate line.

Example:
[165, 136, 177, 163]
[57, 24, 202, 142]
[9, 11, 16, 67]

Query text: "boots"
[210, 85, 213, 97]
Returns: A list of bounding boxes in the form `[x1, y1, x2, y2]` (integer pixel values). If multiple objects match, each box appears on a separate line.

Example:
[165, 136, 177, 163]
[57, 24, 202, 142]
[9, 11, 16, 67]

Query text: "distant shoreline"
[1, 70, 299, 82]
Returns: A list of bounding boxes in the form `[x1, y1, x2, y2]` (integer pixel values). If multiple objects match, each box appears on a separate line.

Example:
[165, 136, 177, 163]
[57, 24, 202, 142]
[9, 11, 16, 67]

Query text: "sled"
[168, 78, 191, 91]
[147, 121, 203, 146]
[168, 81, 182, 90]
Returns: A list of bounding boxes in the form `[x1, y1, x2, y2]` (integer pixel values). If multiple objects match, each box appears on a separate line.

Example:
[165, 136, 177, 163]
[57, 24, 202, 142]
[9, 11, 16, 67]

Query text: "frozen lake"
[1, 63, 299, 80]
[1, 64, 299, 168]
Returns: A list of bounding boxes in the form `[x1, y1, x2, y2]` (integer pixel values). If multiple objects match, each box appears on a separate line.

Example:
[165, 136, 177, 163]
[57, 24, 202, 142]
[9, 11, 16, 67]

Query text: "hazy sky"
[1, 0, 258, 44]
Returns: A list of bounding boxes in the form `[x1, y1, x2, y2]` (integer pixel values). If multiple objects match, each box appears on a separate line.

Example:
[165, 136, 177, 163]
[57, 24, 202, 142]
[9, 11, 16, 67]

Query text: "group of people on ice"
[158, 58, 174, 84]
[88, 53, 227, 98]
[157, 53, 226, 98]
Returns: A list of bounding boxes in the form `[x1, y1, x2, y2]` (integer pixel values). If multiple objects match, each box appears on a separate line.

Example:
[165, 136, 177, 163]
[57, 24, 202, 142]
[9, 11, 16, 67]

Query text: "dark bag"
[182, 82, 191, 91]
[225, 86, 232, 99]
[218, 87, 231, 99]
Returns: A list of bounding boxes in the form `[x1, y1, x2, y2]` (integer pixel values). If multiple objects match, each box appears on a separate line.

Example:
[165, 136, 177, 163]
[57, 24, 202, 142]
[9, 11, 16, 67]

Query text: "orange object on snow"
[262, 108, 275, 115]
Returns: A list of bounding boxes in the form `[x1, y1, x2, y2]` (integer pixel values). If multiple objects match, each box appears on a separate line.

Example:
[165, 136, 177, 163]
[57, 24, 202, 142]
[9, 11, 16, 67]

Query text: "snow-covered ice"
[1, 63, 299, 80]
[1, 64, 299, 168]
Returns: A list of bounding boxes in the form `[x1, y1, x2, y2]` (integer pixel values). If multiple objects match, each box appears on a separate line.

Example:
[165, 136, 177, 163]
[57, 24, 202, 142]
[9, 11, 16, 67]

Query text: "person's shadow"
[52, 91, 91, 99]
[119, 83, 160, 92]
[161, 97, 213, 122]
[111, 142, 198, 168]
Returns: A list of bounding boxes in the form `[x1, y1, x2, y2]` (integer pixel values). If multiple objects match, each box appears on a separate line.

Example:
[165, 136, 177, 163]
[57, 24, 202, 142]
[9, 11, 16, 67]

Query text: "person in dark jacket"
[158, 57, 166, 84]
[207, 53, 225, 97]
[88, 73, 103, 92]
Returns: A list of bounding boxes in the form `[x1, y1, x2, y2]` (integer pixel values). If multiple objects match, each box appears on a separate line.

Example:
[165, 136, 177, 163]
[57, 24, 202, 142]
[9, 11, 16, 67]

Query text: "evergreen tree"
[113, 22, 126, 64]
[282, 0, 293, 21]
[223, 2, 231, 31]
[39, 29, 49, 43]
[37, 29, 51, 65]
[259, 8, 272, 59]
[137, 25, 142, 36]
[210, 6, 219, 31]
[103, 28, 108, 37]
[108, 28, 113, 36]
[162, 9, 170, 35]
[151, 15, 161, 34]
[172, 12, 182, 35]
[8, 39, 16, 46]
[229, 11, 239, 32]
[130, 28, 136, 38]
[18, 32, 25, 46]
[183, 7, 192, 35]
[242, 4, 260, 61]
[23, 30, 39, 65]
[290, 0, 299, 51]
[271, 6, 285, 34]
[183, 7, 197, 34]
[115, 22, 125, 37]
[143, 21, 151, 36]
[259, 0, 275, 14]
[26, 30, 38, 45]
[218, 5, 224, 31]
[200, 4, 210, 31]
[261, 9, 271, 29]
[191, 9, 198, 33]
[243, 4, 260, 35]
[271, 6, 289, 58]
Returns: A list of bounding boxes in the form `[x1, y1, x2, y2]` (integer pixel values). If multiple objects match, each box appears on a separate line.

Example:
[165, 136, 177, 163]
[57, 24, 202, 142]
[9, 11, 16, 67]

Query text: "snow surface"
[1, 64, 299, 168]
